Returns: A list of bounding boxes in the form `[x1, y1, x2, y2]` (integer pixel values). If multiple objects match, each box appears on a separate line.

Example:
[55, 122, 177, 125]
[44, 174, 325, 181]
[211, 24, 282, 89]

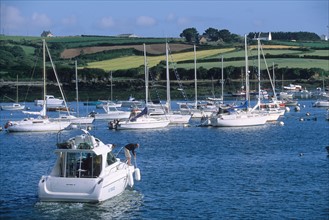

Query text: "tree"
[203, 28, 219, 41]
[180, 28, 199, 43]
[218, 29, 231, 42]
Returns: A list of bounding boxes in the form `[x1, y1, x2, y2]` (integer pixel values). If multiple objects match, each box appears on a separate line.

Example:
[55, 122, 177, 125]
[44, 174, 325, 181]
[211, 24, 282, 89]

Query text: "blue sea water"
[0, 100, 328, 219]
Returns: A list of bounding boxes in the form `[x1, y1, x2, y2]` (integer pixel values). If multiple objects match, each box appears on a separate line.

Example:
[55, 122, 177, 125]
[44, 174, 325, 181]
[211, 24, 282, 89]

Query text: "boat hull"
[1, 104, 25, 111]
[116, 118, 170, 130]
[313, 100, 329, 107]
[6, 119, 71, 132]
[210, 113, 268, 127]
[38, 166, 133, 203]
[94, 112, 131, 120]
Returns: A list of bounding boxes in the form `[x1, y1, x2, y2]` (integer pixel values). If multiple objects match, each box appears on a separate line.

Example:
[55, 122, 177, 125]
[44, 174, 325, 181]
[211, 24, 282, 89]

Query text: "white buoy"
[306, 112, 310, 116]
[134, 168, 141, 181]
[295, 106, 300, 112]
[303, 105, 306, 108]
[128, 171, 134, 187]
[300, 118, 304, 121]
[279, 121, 284, 126]
[285, 107, 290, 112]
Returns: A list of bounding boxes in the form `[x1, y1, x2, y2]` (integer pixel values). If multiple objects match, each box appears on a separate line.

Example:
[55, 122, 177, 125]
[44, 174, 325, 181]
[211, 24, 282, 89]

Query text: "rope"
[167, 44, 189, 101]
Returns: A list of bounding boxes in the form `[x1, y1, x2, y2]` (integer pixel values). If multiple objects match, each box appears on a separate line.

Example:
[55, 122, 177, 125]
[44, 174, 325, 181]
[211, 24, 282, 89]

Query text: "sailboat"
[210, 35, 268, 127]
[115, 44, 170, 130]
[4, 39, 71, 132]
[149, 43, 191, 124]
[0, 75, 26, 111]
[177, 45, 217, 118]
[50, 60, 94, 125]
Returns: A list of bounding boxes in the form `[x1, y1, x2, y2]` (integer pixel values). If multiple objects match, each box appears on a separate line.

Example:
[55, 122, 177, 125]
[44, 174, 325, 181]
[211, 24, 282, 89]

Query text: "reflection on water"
[35, 189, 144, 219]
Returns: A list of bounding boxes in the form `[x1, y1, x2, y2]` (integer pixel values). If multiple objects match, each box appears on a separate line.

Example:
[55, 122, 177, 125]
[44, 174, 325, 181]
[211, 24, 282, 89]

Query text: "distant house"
[199, 36, 208, 44]
[253, 32, 272, 41]
[117, 33, 138, 38]
[41, 31, 54, 37]
[321, 34, 328, 41]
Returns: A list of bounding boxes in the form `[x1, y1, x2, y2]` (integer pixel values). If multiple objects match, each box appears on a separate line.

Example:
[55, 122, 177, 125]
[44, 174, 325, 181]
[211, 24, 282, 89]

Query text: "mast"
[194, 45, 197, 108]
[144, 43, 148, 107]
[166, 42, 171, 112]
[42, 39, 46, 117]
[256, 38, 261, 108]
[16, 74, 18, 103]
[221, 55, 224, 103]
[272, 62, 277, 100]
[75, 60, 79, 117]
[244, 34, 250, 108]
[110, 71, 113, 101]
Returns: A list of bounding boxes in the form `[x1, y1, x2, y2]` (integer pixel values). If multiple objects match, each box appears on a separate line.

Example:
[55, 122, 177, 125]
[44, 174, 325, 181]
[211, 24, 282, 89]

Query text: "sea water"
[0, 100, 328, 219]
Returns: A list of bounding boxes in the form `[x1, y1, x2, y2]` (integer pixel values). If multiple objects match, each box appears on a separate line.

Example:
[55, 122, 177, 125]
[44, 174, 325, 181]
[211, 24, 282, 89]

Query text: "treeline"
[247, 31, 321, 41]
[180, 27, 322, 44]
[19, 64, 324, 85]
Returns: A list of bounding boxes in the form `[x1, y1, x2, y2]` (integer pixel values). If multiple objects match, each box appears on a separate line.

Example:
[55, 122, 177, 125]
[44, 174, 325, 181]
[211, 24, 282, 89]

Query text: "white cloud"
[166, 13, 176, 22]
[136, 16, 156, 27]
[99, 16, 115, 29]
[31, 12, 51, 28]
[62, 15, 77, 26]
[1, 5, 25, 29]
[177, 17, 189, 26]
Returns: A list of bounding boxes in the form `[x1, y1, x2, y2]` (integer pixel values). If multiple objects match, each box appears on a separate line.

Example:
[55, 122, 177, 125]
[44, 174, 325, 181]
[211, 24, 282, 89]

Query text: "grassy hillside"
[1, 35, 328, 101]
[86, 48, 236, 71]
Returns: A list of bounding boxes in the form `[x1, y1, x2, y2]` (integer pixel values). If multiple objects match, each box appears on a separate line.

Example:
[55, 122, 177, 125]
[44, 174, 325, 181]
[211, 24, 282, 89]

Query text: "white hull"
[313, 100, 329, 107]
[5, 118, 71, 132]
[50, 116, 94, 124]
[117, 100, 143, 108]
[150, 112, 191, 124]
[1, 103, 25, 111]
[210, 112, 268, 127]
[94, 112, 131, 120]
[39, 164, 134, 203]
[116, 117, 170, 130]
[35, 95, 64, 107]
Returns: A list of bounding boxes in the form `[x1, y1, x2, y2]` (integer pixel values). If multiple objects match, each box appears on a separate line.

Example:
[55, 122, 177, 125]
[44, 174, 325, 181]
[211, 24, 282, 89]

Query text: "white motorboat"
[283, 84, 302, 90]
[117, 95, 143, 108]
[91, 103, 131, 120]
[313, 99, 329, 107]
[35, 95, 64, 107]
[1, 103, 25, 111]
[38, 129, 141, 203]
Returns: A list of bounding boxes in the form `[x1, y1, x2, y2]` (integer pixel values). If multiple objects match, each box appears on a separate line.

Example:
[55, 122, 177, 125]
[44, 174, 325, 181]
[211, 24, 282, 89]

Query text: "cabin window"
[65, 152, 102, 178]
[107, 152, 117, 166]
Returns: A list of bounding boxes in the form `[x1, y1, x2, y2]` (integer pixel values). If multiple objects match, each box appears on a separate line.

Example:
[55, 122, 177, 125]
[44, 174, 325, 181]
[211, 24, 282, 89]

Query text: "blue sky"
[1, 0, 328, 37]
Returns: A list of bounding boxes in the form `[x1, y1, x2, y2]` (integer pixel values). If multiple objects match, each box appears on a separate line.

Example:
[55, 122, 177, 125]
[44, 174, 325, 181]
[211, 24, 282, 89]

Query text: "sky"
[1, 0, 328, 38]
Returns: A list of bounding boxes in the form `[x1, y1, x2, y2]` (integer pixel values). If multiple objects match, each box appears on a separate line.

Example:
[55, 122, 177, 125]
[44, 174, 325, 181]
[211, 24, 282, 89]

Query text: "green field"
[86, 48, 235, 71]
[86, 48, 329, 71]
[178, 58, 329, 71]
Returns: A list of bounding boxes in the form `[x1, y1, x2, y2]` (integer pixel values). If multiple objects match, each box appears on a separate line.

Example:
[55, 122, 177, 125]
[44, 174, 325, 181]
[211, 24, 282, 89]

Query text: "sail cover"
[130, 107, 148, 122]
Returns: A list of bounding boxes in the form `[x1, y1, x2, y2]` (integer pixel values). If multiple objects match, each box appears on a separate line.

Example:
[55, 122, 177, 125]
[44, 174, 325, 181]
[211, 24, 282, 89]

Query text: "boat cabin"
[54, 134, 117, 178]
